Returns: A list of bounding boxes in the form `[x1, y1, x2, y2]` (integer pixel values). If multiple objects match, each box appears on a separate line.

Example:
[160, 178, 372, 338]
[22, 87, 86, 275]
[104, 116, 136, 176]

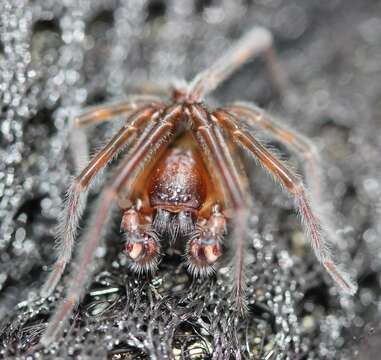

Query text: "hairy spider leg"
[187, 26, 285, 101]
[74, 96, 164, 128]
[225, 103, 322, 196]
[225, 103, 346, 250]
[224, 102, 348, 248]
[40, 106, 161, 298]
[69, 125, 89, 175]
[128, 82, 173, 97]
[224, 104, 357, 291]
[213, 110, 357, 295]
[40, 105, 181, 346]
[189, 104, 250, 312]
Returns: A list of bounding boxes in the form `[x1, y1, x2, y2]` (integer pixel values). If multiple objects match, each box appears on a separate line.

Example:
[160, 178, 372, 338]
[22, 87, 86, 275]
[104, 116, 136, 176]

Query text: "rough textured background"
[0, 0, 381, 359]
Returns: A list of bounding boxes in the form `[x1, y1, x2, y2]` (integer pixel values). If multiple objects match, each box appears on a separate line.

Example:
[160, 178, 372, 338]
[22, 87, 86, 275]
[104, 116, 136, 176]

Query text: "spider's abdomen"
[148, 147, 206, 212]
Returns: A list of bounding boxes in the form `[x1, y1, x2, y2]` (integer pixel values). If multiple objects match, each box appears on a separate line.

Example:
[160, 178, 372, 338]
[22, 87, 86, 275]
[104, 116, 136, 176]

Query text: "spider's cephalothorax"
[122, 131, 226, 276]
[39, 27, 357, 346]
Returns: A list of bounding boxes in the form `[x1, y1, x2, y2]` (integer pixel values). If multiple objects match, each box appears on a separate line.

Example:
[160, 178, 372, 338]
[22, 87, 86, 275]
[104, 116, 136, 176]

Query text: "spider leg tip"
[40, 284, 52, 299]
[234, 295, 248, 315]
[40, 274, 59, 298]
[342, 281, 358, 296]
[39, 333, 54, 348]
[73, 116, 80, 127]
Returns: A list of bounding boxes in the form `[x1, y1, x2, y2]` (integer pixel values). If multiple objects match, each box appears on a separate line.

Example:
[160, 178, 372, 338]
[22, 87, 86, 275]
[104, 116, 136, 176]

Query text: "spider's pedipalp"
[213, 110, 357, 295]
[186, 205, 225, 275]
[40, 105, 182, 346]
[125, 232, 161, 274]
[187, 26, 284, 101]
[41, 105, 161, 298]
[190, 104, 250, 312]
[122, 207, 161, 273]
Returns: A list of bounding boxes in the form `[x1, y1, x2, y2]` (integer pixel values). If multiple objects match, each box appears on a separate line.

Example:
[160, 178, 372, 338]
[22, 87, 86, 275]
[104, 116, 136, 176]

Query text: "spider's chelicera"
[39, 27, 357, 345]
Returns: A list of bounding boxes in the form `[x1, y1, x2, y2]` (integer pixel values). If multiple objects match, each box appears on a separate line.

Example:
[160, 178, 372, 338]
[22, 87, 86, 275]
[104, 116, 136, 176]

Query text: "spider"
[39, 27, 357, 346]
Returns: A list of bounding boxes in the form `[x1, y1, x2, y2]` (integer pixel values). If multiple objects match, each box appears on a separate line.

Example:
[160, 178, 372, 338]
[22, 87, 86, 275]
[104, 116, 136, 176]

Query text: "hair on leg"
[40, 106, 161, 298]
[187, 27, 284, 101]
[40, 187, 117, 346]
[221, 104, 321, 195]
[189, 104, 250, 312]
[74, 96, 164, 128]
[69, 125, 89, 175]
[223, 104, 345, 249]
[40, 105, 181, 346]
[213, 110, 357, 295]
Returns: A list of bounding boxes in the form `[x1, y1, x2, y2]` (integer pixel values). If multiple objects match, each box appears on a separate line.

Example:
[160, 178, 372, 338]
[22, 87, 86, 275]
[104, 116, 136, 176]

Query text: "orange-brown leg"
[68, 123, 89, 175]
[40, 105, 181, 346]
[213, 110, 357, 295]
[40, 106, 161, 298]
[190, 104, 250, 311]
[223, 103, 321, 195]
[187, 27, 285, 101]
[74, 96, 164, 128]
[222, 104, 343, 250]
